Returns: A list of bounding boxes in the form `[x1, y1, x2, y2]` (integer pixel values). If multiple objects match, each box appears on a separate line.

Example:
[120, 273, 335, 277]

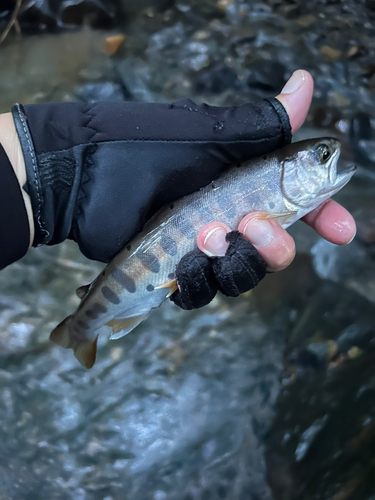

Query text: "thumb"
[276, 69, 314, 135]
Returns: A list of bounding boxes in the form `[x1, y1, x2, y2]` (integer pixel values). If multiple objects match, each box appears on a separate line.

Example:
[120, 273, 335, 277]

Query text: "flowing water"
[0, 1, 374, 499]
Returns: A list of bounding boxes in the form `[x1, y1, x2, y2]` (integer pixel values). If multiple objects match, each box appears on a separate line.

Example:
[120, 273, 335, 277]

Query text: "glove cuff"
[264, 97, 292, 148]
[12, 103, 86, 248]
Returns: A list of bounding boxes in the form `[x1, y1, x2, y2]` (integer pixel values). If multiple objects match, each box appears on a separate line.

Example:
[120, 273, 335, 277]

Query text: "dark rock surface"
[0, 1, 374, 499]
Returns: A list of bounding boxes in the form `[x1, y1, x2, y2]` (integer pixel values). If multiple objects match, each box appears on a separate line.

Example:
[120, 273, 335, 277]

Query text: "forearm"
[0, 112, 34, 247]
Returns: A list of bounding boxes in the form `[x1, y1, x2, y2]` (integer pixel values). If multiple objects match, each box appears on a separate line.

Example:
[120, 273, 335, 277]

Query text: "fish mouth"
[319, 141, 356, 199]
[325, 164, 357, 197]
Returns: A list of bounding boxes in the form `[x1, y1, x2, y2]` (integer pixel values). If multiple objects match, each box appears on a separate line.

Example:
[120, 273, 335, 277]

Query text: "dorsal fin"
[76, 284, 91, 301]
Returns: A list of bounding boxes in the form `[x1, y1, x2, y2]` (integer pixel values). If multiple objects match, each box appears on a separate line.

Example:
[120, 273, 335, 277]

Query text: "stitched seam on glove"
[84, 103, 100, 142]
[71, 144, 98, 232]
[14, 103, 50, 245]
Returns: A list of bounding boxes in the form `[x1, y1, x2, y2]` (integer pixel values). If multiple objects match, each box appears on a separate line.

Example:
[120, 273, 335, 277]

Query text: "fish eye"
[316, 144, 331, 163]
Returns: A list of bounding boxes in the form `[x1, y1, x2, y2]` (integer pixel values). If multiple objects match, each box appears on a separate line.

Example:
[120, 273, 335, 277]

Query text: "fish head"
[280, 137, 356, 214]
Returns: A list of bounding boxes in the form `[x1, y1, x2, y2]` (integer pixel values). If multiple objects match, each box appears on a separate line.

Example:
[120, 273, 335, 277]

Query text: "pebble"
[102, 34, 126, 56]
[320, 45, 342, 60]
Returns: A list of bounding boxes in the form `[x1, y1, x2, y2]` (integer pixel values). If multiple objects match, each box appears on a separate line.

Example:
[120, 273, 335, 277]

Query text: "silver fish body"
[50, 138, 356, 367]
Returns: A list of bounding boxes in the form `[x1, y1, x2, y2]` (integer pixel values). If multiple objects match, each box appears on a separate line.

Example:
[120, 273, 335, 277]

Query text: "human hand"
[196, 70, 356, 272]
[9, 80, 293, 266]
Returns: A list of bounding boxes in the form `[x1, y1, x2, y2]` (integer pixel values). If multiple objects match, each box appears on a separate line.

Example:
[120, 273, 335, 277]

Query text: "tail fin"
[50, 316, 98, 369]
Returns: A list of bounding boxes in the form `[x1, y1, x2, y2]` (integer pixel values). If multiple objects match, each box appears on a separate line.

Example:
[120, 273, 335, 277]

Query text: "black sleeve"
[0, 143, 29, 270]
[8, 97, 291, 264]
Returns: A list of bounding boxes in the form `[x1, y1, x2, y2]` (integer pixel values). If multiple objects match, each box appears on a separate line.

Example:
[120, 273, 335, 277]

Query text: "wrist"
[0, 112, 34, 248]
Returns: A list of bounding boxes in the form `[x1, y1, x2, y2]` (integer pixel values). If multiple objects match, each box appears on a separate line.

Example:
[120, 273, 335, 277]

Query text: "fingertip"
[302, 200, 357, 245]
[197, 222, 231, 257]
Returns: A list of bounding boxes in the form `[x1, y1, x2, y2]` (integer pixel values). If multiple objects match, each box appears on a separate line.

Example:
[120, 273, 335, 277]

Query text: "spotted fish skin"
[50, 138, 356, 367]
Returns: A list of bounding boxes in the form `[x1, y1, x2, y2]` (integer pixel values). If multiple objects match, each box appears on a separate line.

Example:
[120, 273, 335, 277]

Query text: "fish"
[50, 138, 356, 368]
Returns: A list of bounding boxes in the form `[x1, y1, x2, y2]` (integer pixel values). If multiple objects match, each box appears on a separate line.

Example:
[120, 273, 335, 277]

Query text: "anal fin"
[74, 336, 98, 369]
[106, 313, 149, 340]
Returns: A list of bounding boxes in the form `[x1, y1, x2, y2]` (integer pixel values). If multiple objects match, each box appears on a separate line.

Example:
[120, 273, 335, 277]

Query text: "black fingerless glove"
[11, 97, 291, 264]
[8, 97, 291, 306]
[171, 231, 267, 310]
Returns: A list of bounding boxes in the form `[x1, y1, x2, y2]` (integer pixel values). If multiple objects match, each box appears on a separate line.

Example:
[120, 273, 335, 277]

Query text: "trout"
[50, 138, 356, 368]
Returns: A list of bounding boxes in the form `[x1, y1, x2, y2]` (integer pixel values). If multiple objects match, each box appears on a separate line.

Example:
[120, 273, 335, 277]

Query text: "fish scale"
[50, 138, 356, 368]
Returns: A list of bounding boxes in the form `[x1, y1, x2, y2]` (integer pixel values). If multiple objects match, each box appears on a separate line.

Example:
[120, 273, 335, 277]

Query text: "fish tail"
[50, 316, 98, 369]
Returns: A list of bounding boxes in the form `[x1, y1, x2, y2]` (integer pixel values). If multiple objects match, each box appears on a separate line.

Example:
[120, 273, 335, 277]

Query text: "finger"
[197, 222, 231, 257]
[238, 213, 296, 272]
[276, 69, 314, 135]
[198, 215, 296, 273]
[302, 199, 356, 245]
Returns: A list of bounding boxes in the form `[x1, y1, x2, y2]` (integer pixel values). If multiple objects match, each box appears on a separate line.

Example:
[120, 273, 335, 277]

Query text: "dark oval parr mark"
[176, 216, 196, 239]
[77, 320, 90, 330]
[137, 251, 160, 274]
[101, 286, 121, 304]
[112, 268, 136, 293]
[85, 302, 107, 319]
[160, 235, 178, 257]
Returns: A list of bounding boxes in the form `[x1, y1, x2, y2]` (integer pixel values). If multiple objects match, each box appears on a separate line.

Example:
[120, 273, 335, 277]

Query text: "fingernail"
[244, 219, 274, 246]
[281, 70, 305, 94]
[203, 227, 229, 257]
[345, 232, 356, 245]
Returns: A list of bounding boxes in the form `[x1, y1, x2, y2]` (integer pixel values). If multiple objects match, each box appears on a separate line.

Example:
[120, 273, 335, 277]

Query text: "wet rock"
[366, 0, 375, 12]
[119, 0, 174, 14]
[60, 0, 115, 29]
[216, 0, 235, 13]
[1, 0, 116, 32]
[296, 14, 316, 28]
[320, 45, 342, 60]
[195, 63, 240, 93]
[76, 82, 126, 102]
[289, 342, 331, 372]
[312, 106, 342, 129]
[311, 238, 375, 304]
[294, 415, 329, 462]
[266, 281, 375, 500]
[115, 57, 167, 102]
[246, 60, 286, 93]
[347, 43, 359, 58]
[180, 41, 211, 71]
[350, 112, 375, 168]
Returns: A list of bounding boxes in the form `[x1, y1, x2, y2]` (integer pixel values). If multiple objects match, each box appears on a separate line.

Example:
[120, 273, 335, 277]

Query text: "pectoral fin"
[258, 211, 298, 228]
[155, 279, 176, 290]
[106, 313, 149, 340]
[155, 279, 178, 297]
[262, 211, 298, 221]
